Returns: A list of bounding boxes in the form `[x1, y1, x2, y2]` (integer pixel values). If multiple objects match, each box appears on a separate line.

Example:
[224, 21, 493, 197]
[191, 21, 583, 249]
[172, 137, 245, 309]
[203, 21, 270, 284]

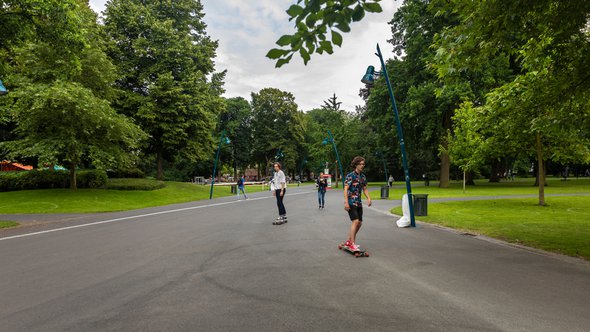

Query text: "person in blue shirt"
[236, 175, 247, 200]
[342, 156, 372, 251]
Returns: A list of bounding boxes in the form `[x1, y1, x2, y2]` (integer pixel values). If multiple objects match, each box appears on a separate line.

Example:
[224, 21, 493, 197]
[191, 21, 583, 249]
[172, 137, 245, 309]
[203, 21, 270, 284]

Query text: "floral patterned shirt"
[345, 171, 367, 207]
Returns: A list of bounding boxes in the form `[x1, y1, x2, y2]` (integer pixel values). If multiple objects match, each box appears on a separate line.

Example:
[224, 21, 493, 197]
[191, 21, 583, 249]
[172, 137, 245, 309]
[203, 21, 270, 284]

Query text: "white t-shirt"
[271, 170, 287, 191]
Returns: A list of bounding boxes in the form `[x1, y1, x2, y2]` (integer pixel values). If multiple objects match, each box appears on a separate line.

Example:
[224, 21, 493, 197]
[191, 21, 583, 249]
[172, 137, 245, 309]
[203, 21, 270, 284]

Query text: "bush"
[106, 167, 145, 179]
[77, 170, 108, 188]
[0, 169, 107, 191]
[106, 178, 166, 191]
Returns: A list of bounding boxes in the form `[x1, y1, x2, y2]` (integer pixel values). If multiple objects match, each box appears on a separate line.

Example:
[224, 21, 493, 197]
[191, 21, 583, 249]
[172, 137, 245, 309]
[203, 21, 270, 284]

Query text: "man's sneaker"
[281, 215, 287, 223]
[349, 243, 360, 251]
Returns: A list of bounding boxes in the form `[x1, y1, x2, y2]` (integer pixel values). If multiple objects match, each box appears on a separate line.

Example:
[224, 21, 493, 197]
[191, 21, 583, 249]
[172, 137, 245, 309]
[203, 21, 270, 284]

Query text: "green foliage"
[0, 169, 107, 192]
[104, 0, 225, 180]
[106, 178, 166, 191]
[251, 88, 305, 175]
[0, 221, 19, 229]
[267, 0, 383, 67]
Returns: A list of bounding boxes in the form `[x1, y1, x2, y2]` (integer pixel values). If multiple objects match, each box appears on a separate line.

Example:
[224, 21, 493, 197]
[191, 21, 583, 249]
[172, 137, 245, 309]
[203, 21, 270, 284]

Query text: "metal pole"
[327, 130, 345, 189]
[209, 129, 226, 200]
[376, 43, 416, 227]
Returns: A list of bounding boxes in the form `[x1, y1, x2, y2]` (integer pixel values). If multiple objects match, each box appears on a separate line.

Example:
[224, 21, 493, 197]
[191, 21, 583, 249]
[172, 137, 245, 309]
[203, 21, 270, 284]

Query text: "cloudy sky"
[89, 0, 401, 112]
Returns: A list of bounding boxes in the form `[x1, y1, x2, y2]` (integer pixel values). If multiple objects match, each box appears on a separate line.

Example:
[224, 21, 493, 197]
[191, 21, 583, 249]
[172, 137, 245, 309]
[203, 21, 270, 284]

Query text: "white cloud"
[88, 0, 401, 111]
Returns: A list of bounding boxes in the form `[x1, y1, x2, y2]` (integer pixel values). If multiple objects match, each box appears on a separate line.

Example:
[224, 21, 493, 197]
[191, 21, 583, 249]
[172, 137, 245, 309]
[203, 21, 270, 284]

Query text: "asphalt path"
[1, 185, 589, 331]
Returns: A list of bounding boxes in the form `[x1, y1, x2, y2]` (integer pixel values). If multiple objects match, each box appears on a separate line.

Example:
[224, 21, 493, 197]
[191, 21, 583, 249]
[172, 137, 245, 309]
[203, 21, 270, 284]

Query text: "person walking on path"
[388, 175, 394, 187]
[342, 156, 372, 251]
[236, 175, 248, 200]
[316, 172, 328, 209]
[271, 162, 288, 225]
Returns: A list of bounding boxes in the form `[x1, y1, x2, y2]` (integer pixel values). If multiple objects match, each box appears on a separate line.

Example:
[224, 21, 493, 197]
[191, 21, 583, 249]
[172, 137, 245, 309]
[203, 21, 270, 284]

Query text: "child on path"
[237, 175, 248, 200]
[316, 172, 328, 209]
[271, 162, 288, 225]
[343, 156, 372, 251]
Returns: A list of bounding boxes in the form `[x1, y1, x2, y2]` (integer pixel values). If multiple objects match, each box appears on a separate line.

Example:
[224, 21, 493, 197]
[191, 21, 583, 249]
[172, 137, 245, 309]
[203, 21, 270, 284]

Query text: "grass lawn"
[0, 179, 272, 214]
[383, 177, 590, 199]
[390, 181, 590, 260]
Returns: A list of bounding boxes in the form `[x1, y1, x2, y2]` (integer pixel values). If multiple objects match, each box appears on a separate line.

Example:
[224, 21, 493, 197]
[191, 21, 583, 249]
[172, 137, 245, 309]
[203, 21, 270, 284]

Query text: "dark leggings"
[275, 189, 286, 215]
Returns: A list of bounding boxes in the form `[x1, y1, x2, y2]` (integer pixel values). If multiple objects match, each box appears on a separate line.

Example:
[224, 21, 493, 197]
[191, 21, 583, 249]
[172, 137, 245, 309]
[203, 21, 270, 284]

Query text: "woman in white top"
[272, 162, 287, 225]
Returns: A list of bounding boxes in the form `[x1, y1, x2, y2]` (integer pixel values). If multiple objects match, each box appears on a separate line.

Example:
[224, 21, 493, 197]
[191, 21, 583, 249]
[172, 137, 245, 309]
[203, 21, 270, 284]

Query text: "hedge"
[0, 169, 107, 192]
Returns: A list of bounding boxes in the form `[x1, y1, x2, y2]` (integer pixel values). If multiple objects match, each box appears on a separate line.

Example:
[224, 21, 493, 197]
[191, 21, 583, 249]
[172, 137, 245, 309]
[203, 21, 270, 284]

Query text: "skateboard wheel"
[364, 253, 370, 257]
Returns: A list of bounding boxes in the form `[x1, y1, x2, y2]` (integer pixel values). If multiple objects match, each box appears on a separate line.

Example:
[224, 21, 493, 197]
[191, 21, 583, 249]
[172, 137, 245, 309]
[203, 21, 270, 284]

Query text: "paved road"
[1, 186, 589, 331]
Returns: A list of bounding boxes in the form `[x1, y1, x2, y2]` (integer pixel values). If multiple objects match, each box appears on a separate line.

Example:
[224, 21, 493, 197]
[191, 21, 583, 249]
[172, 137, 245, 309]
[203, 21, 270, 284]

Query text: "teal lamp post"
[209, 129, 231, 200]
[0, 80, 7, 95]
[362, 43, 416, 227]
[322, 130, 345, 188]
[375, 150, 389, 184]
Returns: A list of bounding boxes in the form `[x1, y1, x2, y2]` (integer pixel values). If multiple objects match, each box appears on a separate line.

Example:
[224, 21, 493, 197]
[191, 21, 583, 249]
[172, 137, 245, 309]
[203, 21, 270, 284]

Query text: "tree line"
[2, 1, 589, 205]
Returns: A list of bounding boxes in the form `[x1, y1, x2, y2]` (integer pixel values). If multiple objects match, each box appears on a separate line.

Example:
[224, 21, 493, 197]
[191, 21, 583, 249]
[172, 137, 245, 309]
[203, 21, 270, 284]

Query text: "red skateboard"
[338, 242, 369, 257]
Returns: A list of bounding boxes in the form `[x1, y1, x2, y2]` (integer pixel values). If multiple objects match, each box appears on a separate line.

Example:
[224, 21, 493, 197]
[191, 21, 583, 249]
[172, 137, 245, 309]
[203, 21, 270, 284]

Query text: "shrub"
[106, 167, 145, 179]
[0, 169, 107, 191]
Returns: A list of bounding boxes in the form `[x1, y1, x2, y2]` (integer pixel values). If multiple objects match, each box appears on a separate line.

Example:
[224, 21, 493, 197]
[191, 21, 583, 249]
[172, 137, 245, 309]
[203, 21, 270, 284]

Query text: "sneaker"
[343, 240, 352, 248]
[281, 215, 287, 223]
[349, 243, 360, 251]
[273, 220, 284, 225]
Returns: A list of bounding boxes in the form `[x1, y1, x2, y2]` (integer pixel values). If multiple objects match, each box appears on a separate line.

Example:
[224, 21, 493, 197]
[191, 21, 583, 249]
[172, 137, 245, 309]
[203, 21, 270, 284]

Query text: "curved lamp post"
[322, 130, 344, 189]
[209, 129, 231, 200]
[362, 43, 416, 227]
[0, 80, 7, 95]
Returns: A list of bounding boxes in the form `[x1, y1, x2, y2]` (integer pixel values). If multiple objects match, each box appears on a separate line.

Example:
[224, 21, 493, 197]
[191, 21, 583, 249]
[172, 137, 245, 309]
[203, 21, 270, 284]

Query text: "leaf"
[331, 30, 342, 47]
[266, 48, 289, 59]
[276, 35, 293, 46]
[335, 22, 350, 33]
[363, 3, 382, 13]
[300, 47, 311, 65]
[275, 54, 293, 68]
[352, 5, 365, 22]
[286, 5, 304, 18]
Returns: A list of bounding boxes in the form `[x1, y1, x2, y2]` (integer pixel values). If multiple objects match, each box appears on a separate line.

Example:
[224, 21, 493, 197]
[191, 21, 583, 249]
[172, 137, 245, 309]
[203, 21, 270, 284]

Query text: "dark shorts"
[347, 205, 363, 222]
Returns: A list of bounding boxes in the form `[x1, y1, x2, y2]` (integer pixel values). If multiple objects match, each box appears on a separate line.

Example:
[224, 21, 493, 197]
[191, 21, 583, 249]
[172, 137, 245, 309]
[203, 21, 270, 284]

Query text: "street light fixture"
[209, 129, 231, 200]
[322, 130, 344, 189]
[362, 43, 416, 227]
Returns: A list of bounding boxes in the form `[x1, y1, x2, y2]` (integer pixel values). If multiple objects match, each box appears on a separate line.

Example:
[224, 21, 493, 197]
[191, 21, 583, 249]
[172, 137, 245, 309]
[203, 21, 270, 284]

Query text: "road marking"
[0, 191, 311, 241]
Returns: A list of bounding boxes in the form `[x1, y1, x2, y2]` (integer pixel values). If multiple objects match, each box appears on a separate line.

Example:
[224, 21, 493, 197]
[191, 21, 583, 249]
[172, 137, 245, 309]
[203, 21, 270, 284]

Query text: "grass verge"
[392, 196, 590, 260]
[0, 221, 19, 229]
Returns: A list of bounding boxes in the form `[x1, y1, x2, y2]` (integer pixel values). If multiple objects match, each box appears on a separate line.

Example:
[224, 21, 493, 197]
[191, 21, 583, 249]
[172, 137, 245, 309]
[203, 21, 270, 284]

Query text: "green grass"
[383, 177, 590, 199]
[391, 195, 590, 260]
[0, 221, 19, 229]
[0, 179, 271, 213]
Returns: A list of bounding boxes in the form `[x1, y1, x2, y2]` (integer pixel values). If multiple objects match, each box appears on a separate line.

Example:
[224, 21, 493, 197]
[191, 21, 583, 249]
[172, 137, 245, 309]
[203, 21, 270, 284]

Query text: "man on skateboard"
[342, 156, 372, 253]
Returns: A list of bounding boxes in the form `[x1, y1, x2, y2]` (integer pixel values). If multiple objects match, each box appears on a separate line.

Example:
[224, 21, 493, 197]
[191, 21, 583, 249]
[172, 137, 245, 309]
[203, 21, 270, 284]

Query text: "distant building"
[0, 160, 33, 172]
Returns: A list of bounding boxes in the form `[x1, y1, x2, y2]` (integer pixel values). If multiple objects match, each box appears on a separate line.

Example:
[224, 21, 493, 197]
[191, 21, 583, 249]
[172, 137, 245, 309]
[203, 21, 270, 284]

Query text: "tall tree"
[251, 88, 304, 178]
[1, 0, 145, 189]
[218, 97, 253, 178]
[434, 0, 590, 205]
[104, 0, 225, 180]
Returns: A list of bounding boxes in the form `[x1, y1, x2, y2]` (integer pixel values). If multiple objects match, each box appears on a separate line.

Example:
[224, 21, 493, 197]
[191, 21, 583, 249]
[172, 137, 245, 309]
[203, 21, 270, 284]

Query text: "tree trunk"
[489, 159, 501, 182]
[156, 147, 164, 180]
[439, 150, 450, 188]
[536, 133, 546, 206]
[69, 163, 77, 190]
[466, 171, 475, 185]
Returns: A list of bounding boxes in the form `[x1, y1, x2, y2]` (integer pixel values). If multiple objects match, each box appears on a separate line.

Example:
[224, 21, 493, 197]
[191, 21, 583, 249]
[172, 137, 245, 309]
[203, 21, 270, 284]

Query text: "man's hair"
[351, 156, 365, 168]
[273, 162, 281, 169]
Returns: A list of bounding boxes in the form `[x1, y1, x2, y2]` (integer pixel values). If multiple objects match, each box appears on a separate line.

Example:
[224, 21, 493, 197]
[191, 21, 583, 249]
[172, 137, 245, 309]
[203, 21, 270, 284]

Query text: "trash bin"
[380, 185, 389, 199]
[230, 185, 237, 194]
[413, 194, 428, 216]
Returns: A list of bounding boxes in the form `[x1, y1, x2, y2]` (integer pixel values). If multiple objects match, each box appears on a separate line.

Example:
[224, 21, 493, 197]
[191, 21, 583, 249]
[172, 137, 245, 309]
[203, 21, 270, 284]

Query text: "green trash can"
[413, 194, 428, 216]
[380, 185, 389, 199]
